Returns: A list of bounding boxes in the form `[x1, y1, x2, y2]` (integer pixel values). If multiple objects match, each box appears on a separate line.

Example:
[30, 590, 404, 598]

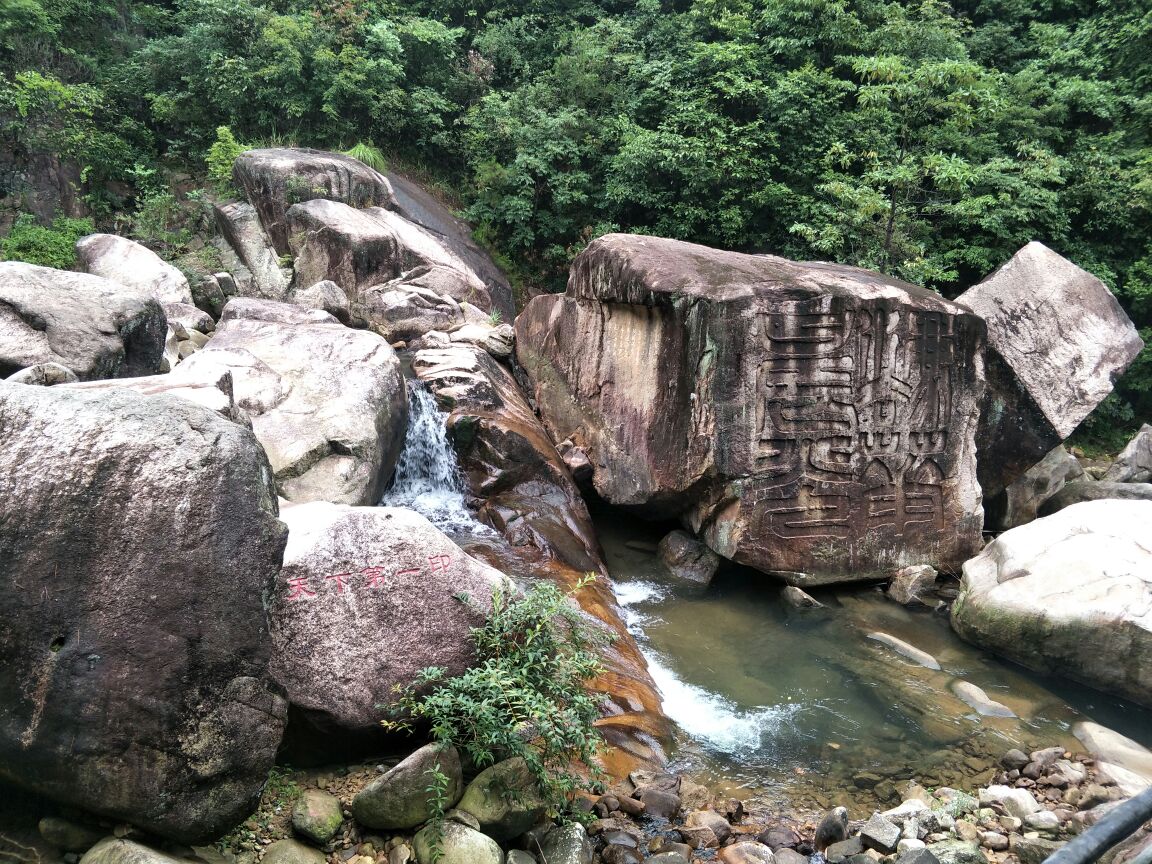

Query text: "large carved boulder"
[269, 503, 503, 741]
[179, 299, 407, 505]
[952, 499, 1152, 708]
[0, 382, 288, 842]
[515, 234, 986, 583]
[0, 262, 166, 380]
[233, 148, 396, 255]
[75, 234, 193, 305]
[956, 242, 1143, 496]
[411, 345, 670, 775]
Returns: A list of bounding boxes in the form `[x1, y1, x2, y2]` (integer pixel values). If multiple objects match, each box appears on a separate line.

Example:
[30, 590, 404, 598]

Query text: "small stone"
[615, 796, 645, 817]
[980, 833, 1008, 852]
[506, 852, 536, 864]
[898, 840, 927, 854]
[998, 816, 1022, 833]
[783, 586, 824, 608]
[776, 849, 810, 864]
[78, 840, 183, 864]
[387, 845, 412, 864]
[646, 854, 690, 864]
[261, 839, 327, 864]
[861, 813, 902, 854]
[686, 810, 732, 844]
[718, 842, 776, 864]
[1001, 751, 1030, 771]
[1013, 837, 1065, 864]
[412, 821, 501, 864]
[637, 787, 681, 820]
[292, 790, 344, 844]
[897, 849, 940, 864]
[677, 825, 719, 849]
[539, 823, 593, 864]
[1023, 812, 1060, 832]
[925, 840, 987, 864]
[827, 837, 864, 863]
[600, 846, 642, 864]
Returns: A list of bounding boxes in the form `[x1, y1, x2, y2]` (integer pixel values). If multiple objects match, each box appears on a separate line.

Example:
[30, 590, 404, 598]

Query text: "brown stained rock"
[0, 383, 287, 842]
[0, 262, 166, 381]
[516, 234, 986, 583]
[269, 503, 503, 739]
[956, 242, 1143, 497]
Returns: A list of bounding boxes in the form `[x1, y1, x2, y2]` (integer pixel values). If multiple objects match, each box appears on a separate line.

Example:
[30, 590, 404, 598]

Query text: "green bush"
[384, 576, 606, 823]
[206, 126, 246, 192]
[344, 141, 389, 173]
[0, 213, 94, 269]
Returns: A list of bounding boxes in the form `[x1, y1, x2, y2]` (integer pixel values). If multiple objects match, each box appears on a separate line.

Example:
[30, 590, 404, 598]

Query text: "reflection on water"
[595, 507, 1152, 811]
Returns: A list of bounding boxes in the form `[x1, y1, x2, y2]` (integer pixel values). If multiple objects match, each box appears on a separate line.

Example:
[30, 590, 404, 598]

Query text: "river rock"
[685, 810, 732, 844]
[1073, 722, 1152, 796]
[925, 841, 986, 864]
[658, 530, 722, 584]
[867, 632, 941, 670]
[293, 789, 344, 844]
[233, 148, 396, 255]
[6, 361, 79, 385]
[352, 743, 463, 829]
[949, 681, 1015, 718]
[269, 503, 502, 737]
[213, 201, 291, 299]
[816, 807, 851, 851]
[0, 383, 288, 842]
[76, 233, 193, 305]
[356, 281, 464, 342]
[1013, 838, 1064, 864]
[956, 242, 1143, 497]
[952, 499, 1152, 707]
[0, 262, 167, 380]
[1104, 425, 1152, 483]
[1038, 479, 1152, 515]
[887, 564, 938, 605]
[862, 812, 902, 854]
[412, 820, 501, 864]
[540, 823, 593, 864]
[516, 234, 986, 582]
[782, 586, 824, 608]
[181, 298, 407, 504]
[262, 839, 327, 864]
[718, 843, 776, 864]
[292, 279, 350, 323]
[987, 446, 1084, 530]
[978, 785, 1040, 819]
[456, 757, 546, 841]
[79, 839, 185, 864]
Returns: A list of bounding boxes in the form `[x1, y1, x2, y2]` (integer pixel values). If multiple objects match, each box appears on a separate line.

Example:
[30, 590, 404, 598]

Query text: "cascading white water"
[380, 380, 491, 535]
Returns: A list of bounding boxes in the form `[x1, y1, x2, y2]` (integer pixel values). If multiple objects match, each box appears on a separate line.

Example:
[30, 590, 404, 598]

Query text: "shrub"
[383, 576, 606, 823]
[206, 126, 246, 192]
[344, 141, 389, 174]
[0, 213, 94, 269]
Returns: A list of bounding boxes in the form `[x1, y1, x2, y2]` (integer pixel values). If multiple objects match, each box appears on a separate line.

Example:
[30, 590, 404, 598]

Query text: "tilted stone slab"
[0, 383, 287, 842]
[956, 242, 1143, 496]
[515, 233, 986, 581]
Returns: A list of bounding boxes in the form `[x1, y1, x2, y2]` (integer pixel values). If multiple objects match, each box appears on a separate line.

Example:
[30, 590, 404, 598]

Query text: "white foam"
[612, 580, 668, 606]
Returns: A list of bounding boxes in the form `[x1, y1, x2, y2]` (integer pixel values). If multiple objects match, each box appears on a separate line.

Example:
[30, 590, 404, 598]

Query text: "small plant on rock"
[382, 576, 607, 821]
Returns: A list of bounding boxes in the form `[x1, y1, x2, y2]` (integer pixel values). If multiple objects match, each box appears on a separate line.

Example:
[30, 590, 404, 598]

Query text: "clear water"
[379, 379, 493, 536]
[595, 509, 1152, 811]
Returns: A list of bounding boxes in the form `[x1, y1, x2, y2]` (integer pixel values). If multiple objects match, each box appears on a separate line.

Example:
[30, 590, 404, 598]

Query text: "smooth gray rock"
[949, 681, 1015, 718]
[539, 823, 593, 864]
[1105, 424, 1152, 483]
[989, 445, 1084, 530]
[782, 586, 824, 608]
[898, 849, 940, 864]
[351, 744, 464, 830]
[953, 499, 1152, 708]
[6, 361, 78, 385]
[76, 233, 192, 305]
[292, 279, 350, 324]
[412, 821, 502, 864]
[271, 505, 502, 738]
[456, 757, 546, 841]
[958, 242, 1143, 497]
[164, 302, 215, 335]
[60, 366, 246, 424]
[924, 842, 986, 864]
[658, 530, 721, 585]
[213, 201, 291, 300]
[718, 841, 776, 863]
[181, 298, 407, 505]
[861, 812, 902, 854]
[78, 839, 185, 864]
[1013, 838, 1064, 864]
[887, 564, 938, 605]
[1039, 479, 1152, 515]
[826, 837, 864, 863]
[292, 789, 345, 844]
[261, 839, 327, 864]
[0, 262, 166, 380]
[0, 383, 288, 843]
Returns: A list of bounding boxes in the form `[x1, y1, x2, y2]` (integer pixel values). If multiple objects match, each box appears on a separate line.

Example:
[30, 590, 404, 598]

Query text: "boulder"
[949, 681, 1015, 718]
[0, 383, 287, 842]
[887, 564, 938, 606]
[456, 757, 546, 841]
[292, 279, 350, 324]
[539, 823, 593, 864]
[718, 843, 776, 864]
[782, 586, 823, 608]
[292, 789, 344, 844]
[1104, 424, 1152, 483]
[952, 499, 1152, 708]
[356, 281, 464, 342]
[213, 201, 291, 299]
[163, 302, 215, 335]
[181, 298, 407, 505]
[986, 446, 1083, 531]
[352, 744, 463, 830]
[516, 234, 986, 583]
[956, 242, 1143, 496]
[269, 503, 503, 737]
[0, 262, 166, 381]
[412, 820, 502, 864]
[449, 321, 514, 359]
[1039, 479, 1152, 515]
[75, 234, 193, 305]
[286, 200, 403, 300]
[658, 530, 722, 585]
[385, 170, 515, 320]
[233, 148, 396, 255]
[1073, 722, 1152, 797]
[398, 264, 499, 319]
[6, 361, 78, 385]
[60, 367, 246, 424]
[79, 839, 186, 864]
[262, 839, 327, 864]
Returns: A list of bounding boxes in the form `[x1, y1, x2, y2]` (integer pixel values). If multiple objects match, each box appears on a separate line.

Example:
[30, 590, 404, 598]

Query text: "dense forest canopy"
[1, 0, 1150, 440]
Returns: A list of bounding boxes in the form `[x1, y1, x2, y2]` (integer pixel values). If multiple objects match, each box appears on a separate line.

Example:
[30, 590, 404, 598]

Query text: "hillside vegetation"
[1, 0, 1149, 439]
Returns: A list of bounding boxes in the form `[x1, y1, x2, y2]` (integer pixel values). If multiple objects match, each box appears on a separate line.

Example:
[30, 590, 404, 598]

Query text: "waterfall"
[380, 379, 491, 535]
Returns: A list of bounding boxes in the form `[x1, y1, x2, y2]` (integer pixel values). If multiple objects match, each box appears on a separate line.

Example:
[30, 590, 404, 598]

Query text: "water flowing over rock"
[956, 242, 1143, 497]
[515, 234, 986, 582]
[269, 502, 502, 745]
[75, 234, 193, 305]
[180, 298, 407, 505]
[952, 499, 1152, 708]
[233, 148, 397, 255]
[0, 262, 166, 380]
[0, 382, 287, 843]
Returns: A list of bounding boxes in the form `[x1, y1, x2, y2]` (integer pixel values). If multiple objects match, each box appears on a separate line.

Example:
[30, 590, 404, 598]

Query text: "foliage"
[383, 576, 606, 822]
[344, 141, 388, 173]
[206, 126, 245, 191]
[0, 213, 94, 269]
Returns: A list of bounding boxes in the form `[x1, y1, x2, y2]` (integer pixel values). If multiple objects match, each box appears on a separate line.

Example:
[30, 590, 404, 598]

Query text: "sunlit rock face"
[516, 233, 987, 583]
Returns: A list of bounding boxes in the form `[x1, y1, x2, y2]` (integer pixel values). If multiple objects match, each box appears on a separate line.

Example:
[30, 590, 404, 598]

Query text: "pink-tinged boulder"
[0, 262, 166, 381]
[515, 234, 986, 584]
[0, 382, 287, 842]
[75, 234, 193, 305]
[268, 502, 504, 742]
[956, 242, 1143, 497]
